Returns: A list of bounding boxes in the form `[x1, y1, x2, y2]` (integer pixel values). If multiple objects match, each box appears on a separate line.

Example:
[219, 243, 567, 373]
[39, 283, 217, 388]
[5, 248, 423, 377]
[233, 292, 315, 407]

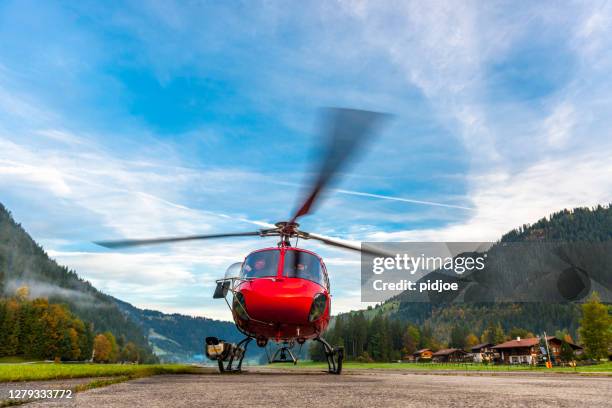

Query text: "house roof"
[545, 336, 583, 350]
[492, 336, 584, 350]
[471, 343, 494, 351]
[492, 338, 540, 349]
[432, 348, 467, 356]
[413, 348, 431, 355]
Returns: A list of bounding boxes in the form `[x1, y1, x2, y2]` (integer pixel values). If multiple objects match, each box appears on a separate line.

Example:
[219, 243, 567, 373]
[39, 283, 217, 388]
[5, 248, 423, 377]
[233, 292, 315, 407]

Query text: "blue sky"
[1, 1, 611, 319]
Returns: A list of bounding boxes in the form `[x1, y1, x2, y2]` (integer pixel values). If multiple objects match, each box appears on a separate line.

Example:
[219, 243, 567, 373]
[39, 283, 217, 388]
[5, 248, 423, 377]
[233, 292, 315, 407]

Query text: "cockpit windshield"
[283, 250, 327, 288]
[241, 250, 279, 279]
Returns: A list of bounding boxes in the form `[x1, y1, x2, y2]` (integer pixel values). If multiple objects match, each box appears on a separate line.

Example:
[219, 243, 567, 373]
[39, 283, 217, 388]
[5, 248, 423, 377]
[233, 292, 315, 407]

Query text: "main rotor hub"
[275, 221, 299, 236]
[274, 222, 299, 247]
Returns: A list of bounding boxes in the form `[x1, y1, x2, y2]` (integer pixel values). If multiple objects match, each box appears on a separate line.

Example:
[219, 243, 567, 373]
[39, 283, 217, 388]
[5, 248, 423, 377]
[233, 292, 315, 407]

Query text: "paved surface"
[11, 369, 612, 408]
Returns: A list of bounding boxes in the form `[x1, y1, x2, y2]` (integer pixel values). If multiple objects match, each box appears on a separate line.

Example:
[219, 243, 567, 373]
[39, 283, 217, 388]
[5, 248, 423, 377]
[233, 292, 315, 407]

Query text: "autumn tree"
[120, 342, 140, 363]
[15, 286, 29, 301]
[402, 324, 420, 355]
[0, 299, 20, 356]
[465, 333, 480, 349]
[578, 292, 612, 360]
[93, 334, 112, 363]
[104, 332, 119, 362]
[0, 291, 93, 361]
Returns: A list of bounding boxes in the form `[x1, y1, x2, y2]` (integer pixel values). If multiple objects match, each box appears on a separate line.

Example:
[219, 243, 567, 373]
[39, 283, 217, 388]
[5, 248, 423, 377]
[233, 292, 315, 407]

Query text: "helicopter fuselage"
[231, 246, 331, 343]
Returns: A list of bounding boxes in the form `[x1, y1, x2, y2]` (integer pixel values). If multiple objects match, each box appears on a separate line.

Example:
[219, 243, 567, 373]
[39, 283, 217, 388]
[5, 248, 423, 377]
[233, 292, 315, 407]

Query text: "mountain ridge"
[0, 202, 239, 362]
[339, 204, 612, 343]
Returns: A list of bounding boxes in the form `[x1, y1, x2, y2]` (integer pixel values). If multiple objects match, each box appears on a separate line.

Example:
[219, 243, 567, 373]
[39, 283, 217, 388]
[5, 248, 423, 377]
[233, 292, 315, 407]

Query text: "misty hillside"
[113, 298, 245, 363]
[351, 204, 612, 342]
[0, 203, 239, 362]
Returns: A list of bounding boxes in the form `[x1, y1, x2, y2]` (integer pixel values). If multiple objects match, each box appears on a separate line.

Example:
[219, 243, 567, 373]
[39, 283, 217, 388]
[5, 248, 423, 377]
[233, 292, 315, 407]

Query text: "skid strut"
[267, 342, 298, 365]
[314, 337, 343, 374]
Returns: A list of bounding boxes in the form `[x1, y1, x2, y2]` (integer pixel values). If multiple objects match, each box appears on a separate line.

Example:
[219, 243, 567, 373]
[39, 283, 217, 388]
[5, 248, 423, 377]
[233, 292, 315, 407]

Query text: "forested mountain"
[395, 205, 611, 336]
[0, 203, 238, 362]
[501, 205, 612, 242]
[324, 205, 612, 361]
[113, 298, 245, 363]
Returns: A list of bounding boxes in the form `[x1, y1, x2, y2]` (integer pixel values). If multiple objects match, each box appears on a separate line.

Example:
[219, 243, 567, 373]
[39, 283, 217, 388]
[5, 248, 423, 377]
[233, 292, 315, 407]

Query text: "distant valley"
[0, 203, 242, 363]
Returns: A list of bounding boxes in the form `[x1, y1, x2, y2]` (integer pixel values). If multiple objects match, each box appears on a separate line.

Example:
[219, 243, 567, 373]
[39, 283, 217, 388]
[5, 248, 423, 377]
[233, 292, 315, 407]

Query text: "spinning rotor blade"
[290, 108, 389, 223]
[94, 108, 391, 253]
[301, 231, 394, 258]
[95, 231, 266, 249]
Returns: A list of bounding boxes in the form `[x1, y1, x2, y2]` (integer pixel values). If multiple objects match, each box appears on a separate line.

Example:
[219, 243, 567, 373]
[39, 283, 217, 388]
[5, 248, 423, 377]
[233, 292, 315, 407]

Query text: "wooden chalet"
[492, 337, 540, 364]
[411, 348, 433, 361]
[431, 348, 468, 363]
[469, 343, 497, 363]
[492, 336, 583, 364]
[544, 336, 583, 362]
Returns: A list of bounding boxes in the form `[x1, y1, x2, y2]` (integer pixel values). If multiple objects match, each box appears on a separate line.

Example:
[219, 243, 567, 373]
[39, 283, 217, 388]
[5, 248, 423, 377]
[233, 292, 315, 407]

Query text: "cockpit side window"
[241, 250, 279, 279]
[283, 250, 327, 288]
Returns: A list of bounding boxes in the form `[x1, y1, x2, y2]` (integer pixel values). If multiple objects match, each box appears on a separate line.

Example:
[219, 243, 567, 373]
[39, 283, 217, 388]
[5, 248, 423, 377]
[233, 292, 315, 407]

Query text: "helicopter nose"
[238, 278, 325, 324]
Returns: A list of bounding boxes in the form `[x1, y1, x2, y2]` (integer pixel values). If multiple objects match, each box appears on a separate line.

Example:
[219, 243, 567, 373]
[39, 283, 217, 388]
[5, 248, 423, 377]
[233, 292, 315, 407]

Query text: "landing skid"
[314, 337, 343, 374]
[207, 336, 343, 374]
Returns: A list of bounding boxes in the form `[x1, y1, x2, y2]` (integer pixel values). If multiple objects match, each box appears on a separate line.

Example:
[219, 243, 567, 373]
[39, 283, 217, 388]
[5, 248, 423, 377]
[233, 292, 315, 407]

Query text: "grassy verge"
[280, 361, 612, 373]
[0, 364, 208, 407]
[0, 363, 204, 383]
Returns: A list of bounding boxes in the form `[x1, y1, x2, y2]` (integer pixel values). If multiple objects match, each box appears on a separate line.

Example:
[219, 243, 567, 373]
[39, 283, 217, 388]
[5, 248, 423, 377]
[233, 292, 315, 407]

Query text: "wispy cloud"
[339, 0, 612, 244]
[334, 189, 475, 211]
[1, 1, 611, 319]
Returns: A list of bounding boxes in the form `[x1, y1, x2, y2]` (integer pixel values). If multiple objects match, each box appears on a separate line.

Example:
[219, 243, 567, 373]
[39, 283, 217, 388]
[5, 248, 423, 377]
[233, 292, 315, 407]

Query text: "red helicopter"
[96, 108, 389, 374]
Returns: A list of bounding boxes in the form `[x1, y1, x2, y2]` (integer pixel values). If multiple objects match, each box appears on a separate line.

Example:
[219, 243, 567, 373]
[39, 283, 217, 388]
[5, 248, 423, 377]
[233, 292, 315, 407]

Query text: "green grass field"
[2, 360, 610, 384]
[281, 361, 612, 373]
[0, 363, 204, 383]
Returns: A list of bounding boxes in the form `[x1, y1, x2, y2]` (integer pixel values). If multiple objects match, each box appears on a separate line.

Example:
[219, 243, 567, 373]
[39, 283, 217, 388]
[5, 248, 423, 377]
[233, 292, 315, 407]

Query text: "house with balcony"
[469, 342, 498, 363]
[411, 348, 433, 361]
[492, 336, 583, 364]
